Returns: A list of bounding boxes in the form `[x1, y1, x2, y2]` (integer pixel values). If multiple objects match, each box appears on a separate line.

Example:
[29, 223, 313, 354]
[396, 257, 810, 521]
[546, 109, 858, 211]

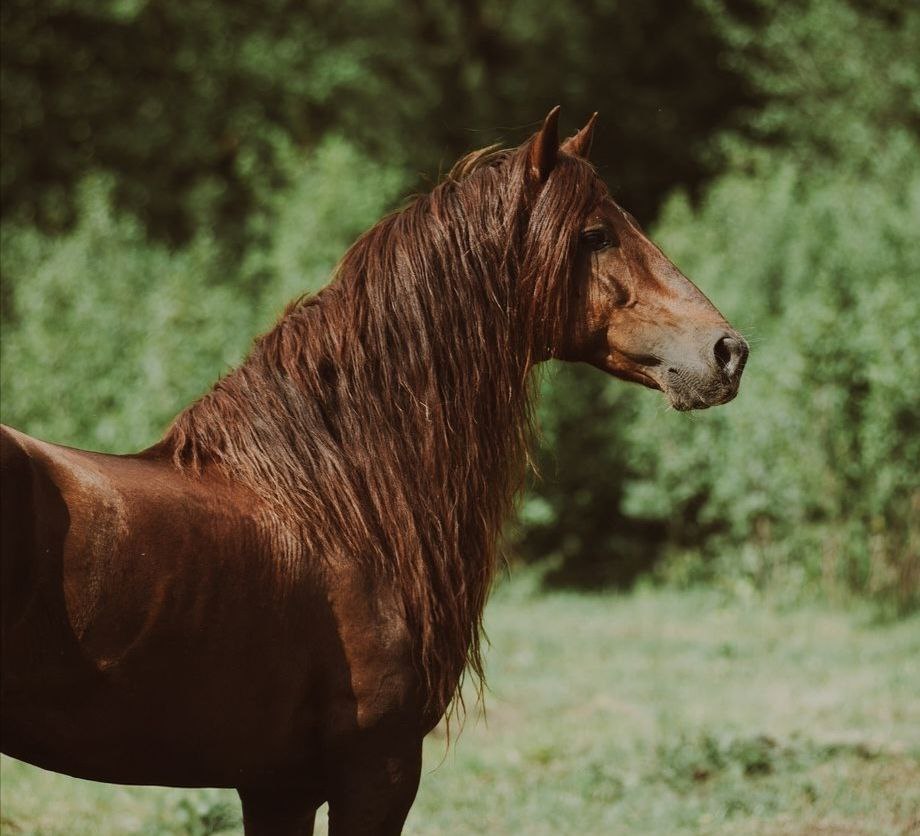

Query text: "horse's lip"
[667, 381, 740, 411]
[598, 353, 662, 390]
[631, 368, 662, 389]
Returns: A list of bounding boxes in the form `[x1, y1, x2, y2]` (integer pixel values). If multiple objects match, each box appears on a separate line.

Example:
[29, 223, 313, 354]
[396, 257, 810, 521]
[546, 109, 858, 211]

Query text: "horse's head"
[528, 108, 748, 410]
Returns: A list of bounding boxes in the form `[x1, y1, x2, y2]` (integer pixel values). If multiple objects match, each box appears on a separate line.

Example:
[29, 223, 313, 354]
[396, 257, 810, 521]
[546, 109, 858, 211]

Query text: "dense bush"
[1, 0, 756, 241]
[522, 138, 920, 612]
[512, 0, 920, 612]
[1, 181, 244, 451]
[0, 138, 404, 451]
[629, 140, 920, 611]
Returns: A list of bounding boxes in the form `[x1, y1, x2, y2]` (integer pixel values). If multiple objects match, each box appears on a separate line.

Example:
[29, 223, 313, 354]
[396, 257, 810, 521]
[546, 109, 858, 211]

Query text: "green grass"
[2, 580, 919, 835]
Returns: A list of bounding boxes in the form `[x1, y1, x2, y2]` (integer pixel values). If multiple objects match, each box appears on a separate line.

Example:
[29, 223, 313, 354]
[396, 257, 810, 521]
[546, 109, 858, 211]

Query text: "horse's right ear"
[528, 106, 561, 183]
[561, 112, 598, 159]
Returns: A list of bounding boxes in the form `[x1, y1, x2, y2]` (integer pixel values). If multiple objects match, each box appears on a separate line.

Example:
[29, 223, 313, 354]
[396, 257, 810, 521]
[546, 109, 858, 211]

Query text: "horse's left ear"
[529, 106, 561, 183]
[561, 112, 598, 159]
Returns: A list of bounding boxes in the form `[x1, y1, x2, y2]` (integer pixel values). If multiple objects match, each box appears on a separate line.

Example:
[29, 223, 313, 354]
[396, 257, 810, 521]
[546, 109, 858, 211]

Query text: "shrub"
[0, 138, 405, 452]
[621, 139, 920, 612]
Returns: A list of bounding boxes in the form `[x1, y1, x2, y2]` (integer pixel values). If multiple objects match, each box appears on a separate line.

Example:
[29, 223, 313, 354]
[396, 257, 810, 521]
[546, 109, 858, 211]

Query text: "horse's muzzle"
[663, 331, 749, 411]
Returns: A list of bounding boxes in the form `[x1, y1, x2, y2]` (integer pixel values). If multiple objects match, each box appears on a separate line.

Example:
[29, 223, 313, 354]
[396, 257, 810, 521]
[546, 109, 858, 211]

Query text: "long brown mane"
[162, 138, 604, 715]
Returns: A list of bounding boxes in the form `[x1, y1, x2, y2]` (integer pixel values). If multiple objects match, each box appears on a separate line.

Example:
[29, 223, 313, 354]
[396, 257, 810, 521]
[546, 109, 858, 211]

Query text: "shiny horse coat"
[1, 109, 747, 834]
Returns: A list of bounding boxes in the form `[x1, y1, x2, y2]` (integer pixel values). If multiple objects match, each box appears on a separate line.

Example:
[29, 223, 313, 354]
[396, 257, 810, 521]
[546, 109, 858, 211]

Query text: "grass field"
[2, 579, 918, 835]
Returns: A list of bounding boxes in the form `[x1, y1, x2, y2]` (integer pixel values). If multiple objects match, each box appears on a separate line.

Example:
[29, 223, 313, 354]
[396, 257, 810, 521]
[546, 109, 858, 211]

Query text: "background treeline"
[1, 0, 918, 612]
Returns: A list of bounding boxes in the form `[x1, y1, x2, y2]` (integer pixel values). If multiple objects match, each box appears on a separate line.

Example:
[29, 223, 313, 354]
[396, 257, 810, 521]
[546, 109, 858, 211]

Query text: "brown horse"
[0, 108, 747, 834]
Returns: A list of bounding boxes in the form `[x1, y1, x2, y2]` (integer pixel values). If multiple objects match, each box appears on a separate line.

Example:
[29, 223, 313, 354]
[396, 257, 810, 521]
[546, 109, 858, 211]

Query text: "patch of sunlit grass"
[3, 580, 918, 835]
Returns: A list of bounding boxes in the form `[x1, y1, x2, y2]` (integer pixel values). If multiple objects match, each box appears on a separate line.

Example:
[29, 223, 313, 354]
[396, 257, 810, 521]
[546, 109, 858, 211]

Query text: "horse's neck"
[188, 276, 528, 521]
[162, 260, 530, 715]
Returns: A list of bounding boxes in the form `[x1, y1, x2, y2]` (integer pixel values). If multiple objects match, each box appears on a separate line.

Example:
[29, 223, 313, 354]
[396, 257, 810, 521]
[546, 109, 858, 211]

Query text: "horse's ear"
[561, 112, 598, 159]
[529, 106, 561, 183]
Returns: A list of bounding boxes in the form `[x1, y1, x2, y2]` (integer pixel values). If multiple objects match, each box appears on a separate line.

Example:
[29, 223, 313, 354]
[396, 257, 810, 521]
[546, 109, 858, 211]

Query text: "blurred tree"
[0, 139, 405, 451]
[516, 0, 920, 609]
[620, 139, 920, 612]
[707, 0, 920, 166]
[0, 0, 757, 244]
[513, 365, 668, 588]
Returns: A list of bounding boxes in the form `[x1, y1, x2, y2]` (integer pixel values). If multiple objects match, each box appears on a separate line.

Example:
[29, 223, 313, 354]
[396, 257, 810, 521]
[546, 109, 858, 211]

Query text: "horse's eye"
[581, 228, 617, 251]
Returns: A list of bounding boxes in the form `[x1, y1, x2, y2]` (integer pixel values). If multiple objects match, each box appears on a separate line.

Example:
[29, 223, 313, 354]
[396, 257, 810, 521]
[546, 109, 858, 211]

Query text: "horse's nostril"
[714, 336, 733, 371]
[713, 334, 749, 378]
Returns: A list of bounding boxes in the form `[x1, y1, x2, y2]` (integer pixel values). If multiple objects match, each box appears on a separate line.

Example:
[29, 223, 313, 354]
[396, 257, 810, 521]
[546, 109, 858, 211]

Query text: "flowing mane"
[4, 108, 748, 829]
[161, 138, 604, 714]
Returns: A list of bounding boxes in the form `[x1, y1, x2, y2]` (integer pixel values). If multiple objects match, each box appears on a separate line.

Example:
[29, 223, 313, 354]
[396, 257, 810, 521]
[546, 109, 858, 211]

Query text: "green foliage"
[173, 796, 240, 836]
[515, 366, 666, 587]
[624, 138, 920, 612]
[0, 138, 405, 451]
[244, 137, 407, 323]
[1, 0, 755, 241]
[707, 0, 920, 167]
[0, 178, 245, 451]
[514, 0, 920, 613]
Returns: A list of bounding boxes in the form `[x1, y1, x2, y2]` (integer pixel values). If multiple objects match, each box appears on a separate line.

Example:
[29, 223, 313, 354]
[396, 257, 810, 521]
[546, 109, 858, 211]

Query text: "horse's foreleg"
[238, 785, 319, 836]
[325, 733, 423, 836]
